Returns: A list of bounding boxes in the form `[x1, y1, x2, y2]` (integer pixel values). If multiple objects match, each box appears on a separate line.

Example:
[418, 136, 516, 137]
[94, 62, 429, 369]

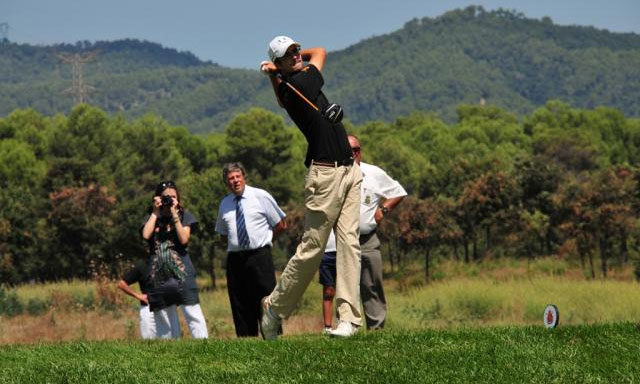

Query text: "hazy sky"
[2, 0, 639, 69]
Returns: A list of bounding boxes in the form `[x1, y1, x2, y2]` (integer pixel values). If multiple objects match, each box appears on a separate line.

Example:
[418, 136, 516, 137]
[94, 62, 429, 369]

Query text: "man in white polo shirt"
[215, 162, 287, 337]
[319, 135, 406, 331]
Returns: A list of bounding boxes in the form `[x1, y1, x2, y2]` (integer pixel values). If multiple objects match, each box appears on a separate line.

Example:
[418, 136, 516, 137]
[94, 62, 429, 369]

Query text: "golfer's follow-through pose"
[259, 36, 362, 338]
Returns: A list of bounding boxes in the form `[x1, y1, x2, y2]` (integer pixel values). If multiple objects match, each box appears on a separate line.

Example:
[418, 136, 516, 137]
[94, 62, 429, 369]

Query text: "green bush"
[0, 286, 24, 317]
[26, 297, 51, 316]
[72, 290, 96, 310]
[80, 291, 96, 310]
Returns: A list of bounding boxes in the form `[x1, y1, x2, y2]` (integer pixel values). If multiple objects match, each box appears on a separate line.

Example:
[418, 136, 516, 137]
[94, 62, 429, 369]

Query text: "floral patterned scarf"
[149, 224, 187, 285]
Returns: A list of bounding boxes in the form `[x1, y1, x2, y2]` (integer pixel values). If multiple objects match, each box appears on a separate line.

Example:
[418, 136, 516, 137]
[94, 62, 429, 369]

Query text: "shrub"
[72, 290, 95, 310]
[90, 257, 128, 311]
[26, 297, 51, 316]
[0, 286, 24, 317]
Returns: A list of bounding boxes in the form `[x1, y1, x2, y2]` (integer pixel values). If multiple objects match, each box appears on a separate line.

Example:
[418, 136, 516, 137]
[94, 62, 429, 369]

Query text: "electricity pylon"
[58, 50, 99, 105]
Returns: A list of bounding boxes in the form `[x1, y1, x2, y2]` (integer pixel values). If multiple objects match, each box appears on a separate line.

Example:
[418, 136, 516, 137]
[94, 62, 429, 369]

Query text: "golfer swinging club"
[259, 36, 363, 339]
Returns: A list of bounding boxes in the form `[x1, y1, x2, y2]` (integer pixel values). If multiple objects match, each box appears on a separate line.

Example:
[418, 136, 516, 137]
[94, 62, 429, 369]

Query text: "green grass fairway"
[1, 323, 639, 383]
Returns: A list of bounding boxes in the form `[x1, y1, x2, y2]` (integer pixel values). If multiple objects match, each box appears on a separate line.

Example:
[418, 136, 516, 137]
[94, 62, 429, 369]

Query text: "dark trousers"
[226, 246, 277, 337]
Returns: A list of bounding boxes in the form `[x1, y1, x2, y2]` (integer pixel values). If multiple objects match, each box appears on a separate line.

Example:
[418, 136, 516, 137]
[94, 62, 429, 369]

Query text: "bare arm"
[141, 213, 158, 240]
[301, 47, 326, 72]
[268, 74, 284, 107]
[272, 218, 288, 238]
[375, 196, 406, 224]
[142, 196, 162, 240]
[117, 279, 149, 305]
[173, 219, 191, 245]
[170, 202, 191, 245]
[260, 61, 284, 107]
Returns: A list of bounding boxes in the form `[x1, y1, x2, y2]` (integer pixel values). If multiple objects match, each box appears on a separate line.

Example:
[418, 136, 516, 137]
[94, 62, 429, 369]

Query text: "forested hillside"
[324, 6, 640, 123]
[0, 39, 263, 134]
[1, 6, 639, 133]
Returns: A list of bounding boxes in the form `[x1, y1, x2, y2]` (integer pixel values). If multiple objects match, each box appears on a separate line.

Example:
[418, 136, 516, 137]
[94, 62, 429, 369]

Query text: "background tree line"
[1, 101, 639, 285]
[1, 6, 639, 134]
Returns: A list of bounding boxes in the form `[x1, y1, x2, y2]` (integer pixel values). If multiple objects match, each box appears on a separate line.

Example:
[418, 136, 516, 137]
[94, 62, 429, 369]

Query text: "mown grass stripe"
[2, 323, 639, 383]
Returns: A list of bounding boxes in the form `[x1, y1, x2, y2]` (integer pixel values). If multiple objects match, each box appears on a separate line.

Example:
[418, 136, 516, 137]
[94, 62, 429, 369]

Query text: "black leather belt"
[360, 229, 377, 243]
[312, 158, 354, 167]
[229, 245, 271, 255]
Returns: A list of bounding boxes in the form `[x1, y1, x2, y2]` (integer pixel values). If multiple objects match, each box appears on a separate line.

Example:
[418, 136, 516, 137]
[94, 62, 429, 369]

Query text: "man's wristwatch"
[380, 206, 389, 215]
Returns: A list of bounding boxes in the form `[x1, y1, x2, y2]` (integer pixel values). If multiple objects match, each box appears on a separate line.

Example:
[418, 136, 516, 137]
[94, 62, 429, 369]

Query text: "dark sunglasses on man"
[282, 46, 301, 59]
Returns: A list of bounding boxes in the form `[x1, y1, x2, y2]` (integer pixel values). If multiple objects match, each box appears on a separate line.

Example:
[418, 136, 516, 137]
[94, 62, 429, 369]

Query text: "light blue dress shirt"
[215, 185, 286, 252]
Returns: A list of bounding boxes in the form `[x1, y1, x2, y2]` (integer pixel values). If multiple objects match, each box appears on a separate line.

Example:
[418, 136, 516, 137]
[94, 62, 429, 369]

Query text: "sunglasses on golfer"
[282, 46, 301, 59]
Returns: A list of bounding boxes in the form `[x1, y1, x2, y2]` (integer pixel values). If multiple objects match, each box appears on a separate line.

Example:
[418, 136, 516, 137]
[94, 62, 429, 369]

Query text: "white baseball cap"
[268, 35, 300, 62]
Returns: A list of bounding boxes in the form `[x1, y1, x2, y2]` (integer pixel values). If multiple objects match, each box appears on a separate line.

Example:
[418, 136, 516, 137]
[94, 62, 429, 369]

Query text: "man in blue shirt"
[215, 162, 287, 337]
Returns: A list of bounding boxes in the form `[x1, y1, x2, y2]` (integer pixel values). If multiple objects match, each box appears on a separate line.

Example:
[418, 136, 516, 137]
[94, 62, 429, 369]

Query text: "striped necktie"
[235, 195, 250, 249]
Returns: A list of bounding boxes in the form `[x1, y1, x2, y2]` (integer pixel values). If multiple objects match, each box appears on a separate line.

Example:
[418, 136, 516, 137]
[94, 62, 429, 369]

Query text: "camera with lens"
[322, 103, 344, 124]
[161, 195, 173, 207]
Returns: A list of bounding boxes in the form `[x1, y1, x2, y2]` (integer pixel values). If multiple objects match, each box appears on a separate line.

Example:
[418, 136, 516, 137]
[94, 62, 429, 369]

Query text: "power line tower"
[0, 23, 8, 41]
[57, 50, 99, 105]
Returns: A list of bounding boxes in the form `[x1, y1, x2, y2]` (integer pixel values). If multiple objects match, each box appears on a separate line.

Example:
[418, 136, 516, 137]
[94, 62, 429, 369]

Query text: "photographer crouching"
[141, 180, 208, 339]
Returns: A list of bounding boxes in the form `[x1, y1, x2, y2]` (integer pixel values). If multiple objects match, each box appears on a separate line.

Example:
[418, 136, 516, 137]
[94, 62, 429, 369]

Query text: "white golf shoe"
[329, 321, 359, 337]
[260, 296, 281, 340]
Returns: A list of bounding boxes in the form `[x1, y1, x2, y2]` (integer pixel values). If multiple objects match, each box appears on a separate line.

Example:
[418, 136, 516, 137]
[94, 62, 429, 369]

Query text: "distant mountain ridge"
[322, 6, 640, 123]
[0, 39, 207, 83]
[1, 6, 639, 133]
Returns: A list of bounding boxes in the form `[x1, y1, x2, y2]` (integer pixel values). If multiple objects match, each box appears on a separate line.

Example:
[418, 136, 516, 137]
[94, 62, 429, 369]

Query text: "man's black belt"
[359, 229, 377, 243]
[229, 245, 271, 255]
[311, 158, 354, 167]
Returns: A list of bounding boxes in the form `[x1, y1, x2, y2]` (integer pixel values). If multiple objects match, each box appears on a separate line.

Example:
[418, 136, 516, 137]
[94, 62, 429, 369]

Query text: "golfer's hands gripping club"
[260, 61, 278, 76]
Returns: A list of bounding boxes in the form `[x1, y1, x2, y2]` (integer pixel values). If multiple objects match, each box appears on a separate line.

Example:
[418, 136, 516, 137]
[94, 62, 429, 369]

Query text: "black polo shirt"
[278, 64, 352, 167]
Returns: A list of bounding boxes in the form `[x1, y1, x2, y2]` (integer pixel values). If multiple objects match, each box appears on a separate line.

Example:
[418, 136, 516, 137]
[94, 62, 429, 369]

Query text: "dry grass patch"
[5, 257, 640, 344]
[0, 309, 136, 344]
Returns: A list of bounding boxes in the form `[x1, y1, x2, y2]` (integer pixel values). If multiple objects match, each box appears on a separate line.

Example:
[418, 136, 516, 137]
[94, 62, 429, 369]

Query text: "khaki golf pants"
[270, 162, 363, 326]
